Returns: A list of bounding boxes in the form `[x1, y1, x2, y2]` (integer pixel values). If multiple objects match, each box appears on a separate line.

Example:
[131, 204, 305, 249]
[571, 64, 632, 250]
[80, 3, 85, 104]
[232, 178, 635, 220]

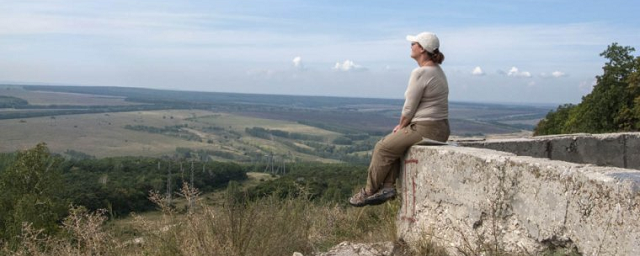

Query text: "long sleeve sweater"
[401, 66, 449, 121]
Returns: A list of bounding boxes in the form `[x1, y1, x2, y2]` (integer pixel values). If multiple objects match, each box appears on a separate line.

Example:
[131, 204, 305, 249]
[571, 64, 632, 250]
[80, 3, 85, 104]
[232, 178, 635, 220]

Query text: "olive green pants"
[365, 119, 450, 194]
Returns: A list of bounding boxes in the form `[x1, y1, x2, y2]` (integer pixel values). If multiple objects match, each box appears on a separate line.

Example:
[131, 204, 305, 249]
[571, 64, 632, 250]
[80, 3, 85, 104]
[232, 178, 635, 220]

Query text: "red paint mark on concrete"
[412, 174, 416, 218]
[405, 159, 418, 164]
[403, 164, 408, 217]
[402, 159, 418, 223]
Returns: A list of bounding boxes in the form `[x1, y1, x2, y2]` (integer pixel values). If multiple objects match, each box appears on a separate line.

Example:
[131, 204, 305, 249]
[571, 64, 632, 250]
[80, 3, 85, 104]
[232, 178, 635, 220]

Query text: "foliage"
[535, 43, 640, 135]
[0, 104, 169, 120]
[0, 143, 68, 248]
[244, 126, 376, 164]
[0, 145, 248, 222]
[59, 157, 247, 216]
[245, 126, 324, 141]
[247, 163, 368, 203]
[124, 124, 202, 142]
[332, 136, 353, 145]
[63, 149, 96, 160]
[0, 152, 16, 172]
[0, 95, 28, 108]
[534, 104, 575, 135]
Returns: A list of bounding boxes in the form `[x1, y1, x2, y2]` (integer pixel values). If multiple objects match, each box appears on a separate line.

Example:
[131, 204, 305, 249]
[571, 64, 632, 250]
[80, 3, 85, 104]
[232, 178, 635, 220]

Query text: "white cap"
[406, 32, 440, 53]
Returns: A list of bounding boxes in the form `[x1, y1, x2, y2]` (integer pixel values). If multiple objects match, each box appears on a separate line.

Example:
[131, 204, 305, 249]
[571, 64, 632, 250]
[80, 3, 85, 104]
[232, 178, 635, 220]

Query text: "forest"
[0, 144, 248, 244]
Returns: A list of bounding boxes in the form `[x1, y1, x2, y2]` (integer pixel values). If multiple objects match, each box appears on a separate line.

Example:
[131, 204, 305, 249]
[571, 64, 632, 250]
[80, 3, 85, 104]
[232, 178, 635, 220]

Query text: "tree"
[628, 56, 640, 129]
[534, 104, 575, 135]
[0, 143, 68, 247]
[535, 43, 640, 135]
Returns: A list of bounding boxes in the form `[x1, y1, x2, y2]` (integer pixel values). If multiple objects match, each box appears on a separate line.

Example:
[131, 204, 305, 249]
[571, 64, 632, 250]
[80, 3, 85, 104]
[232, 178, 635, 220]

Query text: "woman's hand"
[394, 115, 411, 133]
[393, 125, 402, 133]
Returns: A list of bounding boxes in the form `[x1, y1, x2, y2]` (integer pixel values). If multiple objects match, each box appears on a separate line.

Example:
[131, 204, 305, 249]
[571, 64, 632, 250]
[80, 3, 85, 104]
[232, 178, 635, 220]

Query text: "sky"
[1, 0, 639, 105]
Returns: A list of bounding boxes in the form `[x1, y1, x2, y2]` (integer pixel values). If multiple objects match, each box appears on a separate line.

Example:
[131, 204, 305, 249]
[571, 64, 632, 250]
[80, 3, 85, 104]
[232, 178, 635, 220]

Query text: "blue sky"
[1, 0, 639, 104]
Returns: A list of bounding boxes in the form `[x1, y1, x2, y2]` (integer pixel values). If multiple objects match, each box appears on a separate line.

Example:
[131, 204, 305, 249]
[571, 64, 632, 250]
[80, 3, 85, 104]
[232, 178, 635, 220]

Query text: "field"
[0, 84, 553, 163]
[0, 110, 345, 163]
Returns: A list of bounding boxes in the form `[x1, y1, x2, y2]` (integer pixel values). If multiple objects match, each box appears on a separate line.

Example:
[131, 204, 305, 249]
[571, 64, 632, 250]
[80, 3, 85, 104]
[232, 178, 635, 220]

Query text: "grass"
[0, 109, 346, 162]
[194, 113, 341, 139]
[3, 182, 402, 256]
[2, 191, 582, 256]
[0, 110, 212, 158]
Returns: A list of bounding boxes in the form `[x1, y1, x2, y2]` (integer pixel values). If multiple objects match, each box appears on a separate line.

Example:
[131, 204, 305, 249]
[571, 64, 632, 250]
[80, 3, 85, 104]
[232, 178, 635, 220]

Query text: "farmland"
[0, 84, 553, 163]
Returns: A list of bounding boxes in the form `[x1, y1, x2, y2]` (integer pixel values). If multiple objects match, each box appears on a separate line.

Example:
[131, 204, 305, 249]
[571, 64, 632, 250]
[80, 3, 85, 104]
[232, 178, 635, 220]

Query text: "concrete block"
[574, 134, 626, 168]
[398, 145, 640, 256]
[626, 133, 640, 170]
[460, 138, 549, 158]
[547, 136, 584, 164]
[462, 133, 639, 169]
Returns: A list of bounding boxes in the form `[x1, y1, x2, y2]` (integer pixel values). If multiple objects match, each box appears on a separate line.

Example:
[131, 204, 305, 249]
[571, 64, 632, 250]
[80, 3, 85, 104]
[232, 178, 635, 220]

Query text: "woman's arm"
[396, 69, 424, 133]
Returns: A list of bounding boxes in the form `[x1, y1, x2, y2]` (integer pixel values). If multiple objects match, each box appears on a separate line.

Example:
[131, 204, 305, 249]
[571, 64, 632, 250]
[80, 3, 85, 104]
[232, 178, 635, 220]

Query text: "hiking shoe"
[349, 188, 369, 207]
[365, 188, 396, 205]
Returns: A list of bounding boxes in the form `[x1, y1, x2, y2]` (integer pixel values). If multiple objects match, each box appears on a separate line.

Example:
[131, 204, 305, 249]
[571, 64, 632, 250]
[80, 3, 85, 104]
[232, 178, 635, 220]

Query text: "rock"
[315, 241, 395, 256]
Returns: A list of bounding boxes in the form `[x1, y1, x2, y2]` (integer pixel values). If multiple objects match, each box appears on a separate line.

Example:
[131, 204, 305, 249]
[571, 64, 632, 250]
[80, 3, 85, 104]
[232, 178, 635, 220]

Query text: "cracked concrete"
[397, 138, 640, 255]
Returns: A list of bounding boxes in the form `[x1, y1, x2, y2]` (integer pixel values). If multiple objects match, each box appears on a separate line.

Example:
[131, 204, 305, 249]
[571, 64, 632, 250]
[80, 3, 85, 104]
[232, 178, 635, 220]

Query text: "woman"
[349, 32, 450, 207]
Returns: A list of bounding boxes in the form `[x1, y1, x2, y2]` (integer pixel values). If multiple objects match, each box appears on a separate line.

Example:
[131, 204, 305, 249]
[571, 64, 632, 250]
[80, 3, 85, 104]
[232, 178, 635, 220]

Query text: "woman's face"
[410, 42, 424, 59]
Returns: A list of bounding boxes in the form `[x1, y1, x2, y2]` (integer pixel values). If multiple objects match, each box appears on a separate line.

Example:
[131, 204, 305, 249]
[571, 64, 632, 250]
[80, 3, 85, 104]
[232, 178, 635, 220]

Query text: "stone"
[314, 241, 395, 256]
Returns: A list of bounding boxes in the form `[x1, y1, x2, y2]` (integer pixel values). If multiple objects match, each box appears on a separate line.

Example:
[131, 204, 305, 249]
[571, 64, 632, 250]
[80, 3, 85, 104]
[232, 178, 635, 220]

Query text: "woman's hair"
[427, 49, 445, 64]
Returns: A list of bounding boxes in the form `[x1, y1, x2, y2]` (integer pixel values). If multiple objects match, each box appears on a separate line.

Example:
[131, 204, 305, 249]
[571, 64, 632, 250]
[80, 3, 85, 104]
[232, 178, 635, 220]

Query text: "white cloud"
[507, 67, 531, 78]
[540, 71, 569, 78]
[292, 56, 304, 70]
[528, 81, 536, 87]
[471, 66, 485, 76]
[333, 60, 366, 71]
[551, 71, 567, 78]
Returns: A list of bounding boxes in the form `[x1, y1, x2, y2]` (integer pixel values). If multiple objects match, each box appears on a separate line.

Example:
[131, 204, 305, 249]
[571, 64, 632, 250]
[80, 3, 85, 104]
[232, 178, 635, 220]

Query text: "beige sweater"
[401, 66, 449, 121]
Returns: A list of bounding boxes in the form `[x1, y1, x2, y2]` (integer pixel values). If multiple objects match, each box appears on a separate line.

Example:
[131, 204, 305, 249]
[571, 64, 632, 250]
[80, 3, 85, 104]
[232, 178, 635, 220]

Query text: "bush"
[0, 143, 68, 248]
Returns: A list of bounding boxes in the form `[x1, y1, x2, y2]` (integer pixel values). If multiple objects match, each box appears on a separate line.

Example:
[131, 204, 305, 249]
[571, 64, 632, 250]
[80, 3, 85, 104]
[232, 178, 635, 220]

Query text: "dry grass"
[2, 183, 400, 256]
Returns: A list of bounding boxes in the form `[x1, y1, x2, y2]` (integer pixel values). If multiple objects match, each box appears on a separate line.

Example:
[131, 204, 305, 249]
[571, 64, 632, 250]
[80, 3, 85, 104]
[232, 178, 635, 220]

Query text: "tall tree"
[0, 143, 68, 247]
